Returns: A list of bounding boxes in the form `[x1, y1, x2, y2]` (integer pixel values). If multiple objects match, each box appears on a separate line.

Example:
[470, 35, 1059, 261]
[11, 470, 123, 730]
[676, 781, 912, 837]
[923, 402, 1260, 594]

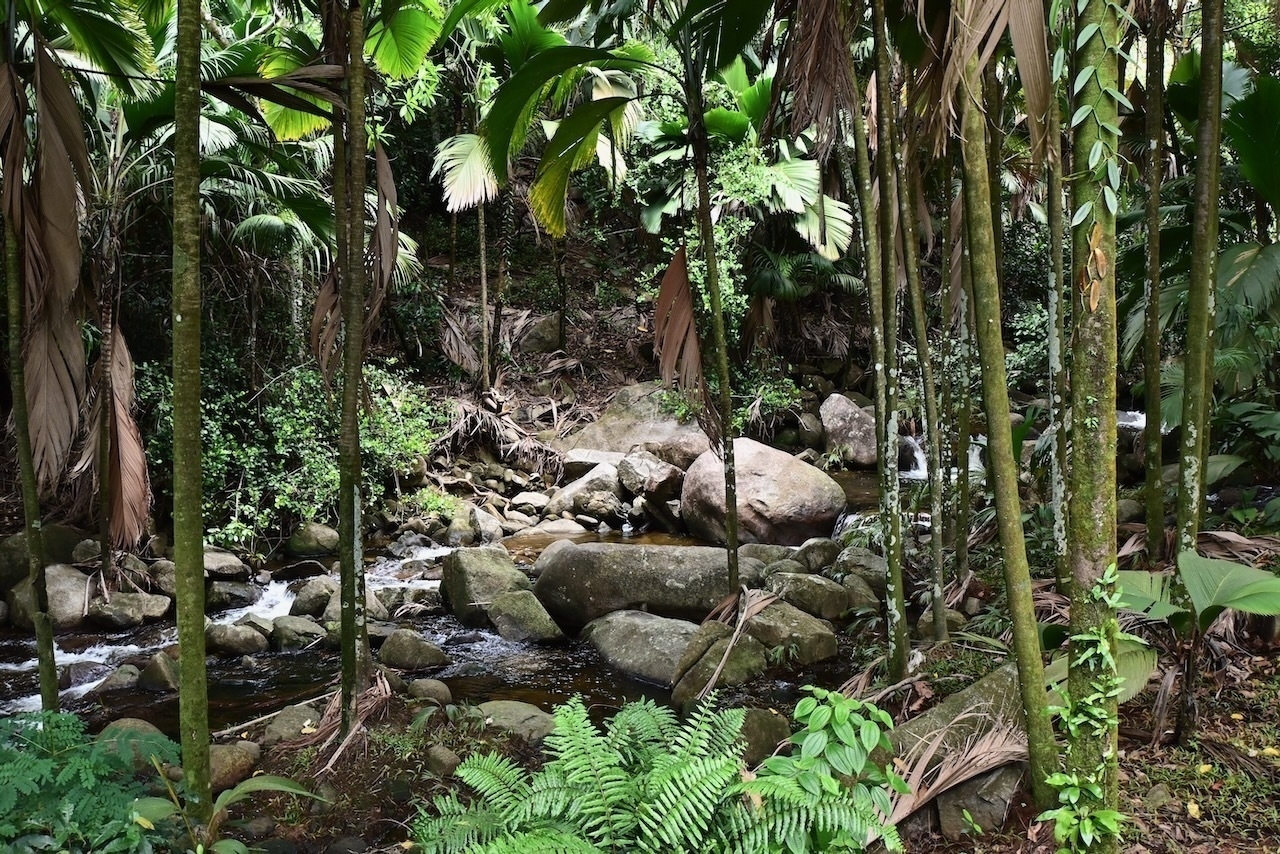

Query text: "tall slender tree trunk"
[958, 51, 1056, 809]
[339, 0, 373, 734]
[477, 201, 490, 392]
[1144, 2, 1167, 563]
[172, 0, 211, 823]
[954, 250, 973, 580]
[1175, 0, 1222, 553]
[685, 69, 738, 590]
[896, 140, 947, 642]
[5, 222, 58, 711]
[1066, 0, 1123, 839]
[490, 189, 513, 380]
[870, 0, 908, 679]
[1046, 86, 1071, 591]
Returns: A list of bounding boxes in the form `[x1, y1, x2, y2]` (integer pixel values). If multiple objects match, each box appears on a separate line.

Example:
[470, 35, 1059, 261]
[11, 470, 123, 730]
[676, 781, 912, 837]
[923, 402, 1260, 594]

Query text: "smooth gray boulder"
[487, 590, 565, 643]
[87, 592, 171, 628]
[617, 450, 684, 502]
[271, 615, 325, 650]
[263, 703, 320, 747]
[206, 623, 270, 656]
[532, 540, 764, 629]
[150, 560, 178, 597]
[471, 506, 505, 544]
[765, 573, 849, 621]
[210, 743, 257, 793]
[671, 635, 768, 707]
[285, 522, 339, 556]
[206, 581, 261, 613]
[583, 611, 700, 686]
[204, 547, 250, 579]
[739, 543, 795, 565]
[379, 628, 449, 670]
[936, 763, 1027, 842]
[832, 546, 889, 596]
[741, 707, 793, 767]
[441, 546, 530, 627]
[509, 491, 550, 514]
[744, 601, 838, 665]
[681, 438, 847, 546]
[322, 587, 389, 623]
[93, 664, 141, 694]
[562, 449, 625, 481]
[819, 393, 877, 467]
[544, 463, 623, 519]
[554, 382, 709, 470]
[0, 524, 83, 593]
[6, 564, 93, 630]
[138, 652, 180, 692]
[792, 538, 842, 573]
[408, 679, 453, 704]
[841, 573, 879, 611]
[290, 576, 339, 617]
[916, 607, 967, 639]
[478, 700, 555, 743]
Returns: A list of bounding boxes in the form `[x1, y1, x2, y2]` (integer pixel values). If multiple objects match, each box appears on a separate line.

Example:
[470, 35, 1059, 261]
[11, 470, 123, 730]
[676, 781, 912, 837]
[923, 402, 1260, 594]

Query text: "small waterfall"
[214, 580, 295, 625]
[900, 436, 929, 481]
[1117, 410, 1146, 431]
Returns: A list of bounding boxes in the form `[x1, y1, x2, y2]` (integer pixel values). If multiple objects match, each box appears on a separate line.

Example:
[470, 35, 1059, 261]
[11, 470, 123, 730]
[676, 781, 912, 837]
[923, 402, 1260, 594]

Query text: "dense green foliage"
[135, 356, 449, 551]
[0, 713, 178, 853]
[413, 689, 901, 854]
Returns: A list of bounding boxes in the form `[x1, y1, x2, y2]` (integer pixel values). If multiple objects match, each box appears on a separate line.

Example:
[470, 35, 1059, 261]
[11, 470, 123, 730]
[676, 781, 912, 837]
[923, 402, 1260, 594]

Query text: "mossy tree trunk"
[339, 0, 374, 734]
[1144, 0, 1167, 564]
[870, 0, 908, 679]
[1046, 82, 1071, 592]
[172, 0, 211, 823]
[1175, 0, 1222, 554]
[958, 50, 1057, 809]
[1066, 0, 1123, 839]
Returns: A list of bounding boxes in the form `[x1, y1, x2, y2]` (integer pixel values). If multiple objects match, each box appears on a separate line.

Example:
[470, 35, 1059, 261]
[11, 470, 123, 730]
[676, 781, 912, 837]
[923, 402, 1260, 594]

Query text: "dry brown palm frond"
[775, 0, 857, 160]
[281, 670, 394, 774]
[838, 655, 887, 698]
[431, 399, 563, 479]
[886, 715, 1028, 826]
[653, 247, 721, 447]
[73, 328, 151, 548]
[438, 305, 481, 376]
[697, 589, 779, 701]
[310, 268, 342, 382]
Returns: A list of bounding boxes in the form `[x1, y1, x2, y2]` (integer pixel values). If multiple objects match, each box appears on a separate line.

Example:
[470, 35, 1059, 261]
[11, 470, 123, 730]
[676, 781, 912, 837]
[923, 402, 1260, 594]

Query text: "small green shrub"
[0, 712, 178, 853]
[401, 486, 464, 519]
[413, 689, 902, 854]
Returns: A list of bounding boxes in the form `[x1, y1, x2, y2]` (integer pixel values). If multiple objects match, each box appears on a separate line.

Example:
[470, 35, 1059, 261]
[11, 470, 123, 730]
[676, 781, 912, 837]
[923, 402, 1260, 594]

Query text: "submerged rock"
[478, 700, 555, 743]
[487, 590, 565, 644]
[441, 546, 531, 628]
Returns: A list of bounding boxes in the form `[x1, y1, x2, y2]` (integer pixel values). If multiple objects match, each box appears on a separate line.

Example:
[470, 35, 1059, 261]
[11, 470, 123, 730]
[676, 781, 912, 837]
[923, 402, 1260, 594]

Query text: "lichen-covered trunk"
[686, 72, 739, 590]
[1066, 0, 1123, 841]
[958, 52, 1057, 809]
[172, 0, 211, 822]
[339, 0, 374, 734]
[1046, 92, 1070, 591]
[1144, 2, 1167, 563]
[870, 0, 908, 679]
[1175, 0, 1222, 554]
[5, 221, 58, 711]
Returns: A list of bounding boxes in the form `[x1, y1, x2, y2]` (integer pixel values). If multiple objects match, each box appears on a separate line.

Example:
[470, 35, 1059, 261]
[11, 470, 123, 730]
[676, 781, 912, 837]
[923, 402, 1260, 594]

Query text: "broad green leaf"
[1204, 453, 1247, 486]
[719, 56, 750, 94]
[667, 0, 774, 73]
[794, 195, 853, 260]
[1226, 75, 1280, 209]
[529, 96, 631, 236]
[211, 774, 325, 815]
[1044, 637, 1155, 705]
[367, 4, 440, 80]
[1178, 551, 1280, 628]
[439, 0, 505, 43]
[432, 133, 498, 212]
[1117, 570, 1188, 621]
[764, 157, 820, 213]
[703, 107, 749, 144]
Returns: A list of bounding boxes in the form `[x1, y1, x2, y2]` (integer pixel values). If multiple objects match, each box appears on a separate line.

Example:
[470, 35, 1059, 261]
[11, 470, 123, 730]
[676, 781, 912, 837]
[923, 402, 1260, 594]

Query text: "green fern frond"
[636, 754, 740, 852]
[478, 828, 603, 854]
[455, 752, 533, 818]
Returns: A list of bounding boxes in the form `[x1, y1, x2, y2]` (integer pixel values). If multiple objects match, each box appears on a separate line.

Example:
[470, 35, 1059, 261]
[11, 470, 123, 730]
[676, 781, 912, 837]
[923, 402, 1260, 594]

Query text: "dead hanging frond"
[310, 267, 342, 379]
[431, 399, 563, 479]
[775, 0, 858, 160]
[886, 715, 1029, 826]
[438, 305, 482, 376]
[653, 247, 721, 447]
[1118, 526, 1280, 566]
[73, 327, 151, 548]
[697, 589, 779, 701]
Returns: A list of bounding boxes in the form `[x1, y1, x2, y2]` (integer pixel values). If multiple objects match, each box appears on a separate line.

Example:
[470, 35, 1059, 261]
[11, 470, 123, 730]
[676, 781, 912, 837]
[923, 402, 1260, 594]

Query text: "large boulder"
[204, 547, 250, 579]
[262, 703, 320, 748]
[671, 635, 768, 707]
[441, 546, 531, 627]
[681, 439, 847, 546]
[284, 522, 339, 557]
[744, 602, 838, 665]
[487, 591, 565, 643]
[6, 564, 93, 630]
[562, 449, 625, 481]
[0, 524, 83, 593]
[206, 623, 270, 656]
[322, 587, 389, 623]
[532, 540, 762, 629]
[478, 700, 556, 743]
[765, 574, 849, 621]
[832, 546, 889, 596]
[544, 463, 623, 519]
[210, 743, 258, 793]
[582, 611, 700, 687]
[379, 628, 449, 670]
[87, 592, 171, 628]
[206, 582, 261, 613]
[554, 382, 709, 469]
[819, 394, 877, 467]
[290, 576, 339, 617]
[617, 450, 685, 502]
[271, 615, 326, 650]
[138, 651, 181, 692]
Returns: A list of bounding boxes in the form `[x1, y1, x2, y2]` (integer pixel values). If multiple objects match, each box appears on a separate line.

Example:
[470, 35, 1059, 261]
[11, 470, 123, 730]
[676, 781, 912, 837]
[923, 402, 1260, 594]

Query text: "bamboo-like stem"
[1046, 77, 1071, 592]
[1143, 1, 1167, 563]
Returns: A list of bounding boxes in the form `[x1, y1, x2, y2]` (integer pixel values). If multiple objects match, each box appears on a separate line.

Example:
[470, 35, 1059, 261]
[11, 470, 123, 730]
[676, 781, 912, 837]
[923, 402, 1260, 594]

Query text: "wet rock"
[819, 393, 877, 467]
[739, 544, 795, 565]
[236, 612, 276, 637]
[509, 491, 551, 514]
[681, 439, 846, 546]
[150, 559, 178, 597]
[841, 573, 879, 611]
[583, 610, 700, 686]
[207, 623, 269, 656]
[290, 576, 339, 617]
[379, 628, 449, 670]
[744, 601, 838, 665]
[274, 560, 329, 582]
[444, 512, 477, 547]
[210, 743, 258, 793]
[0, 524, 83, 593]
[204, 547, 250, 579]
[488, 590, 565, 643]
[937, 763, 1027, 842]
[408, 679, 452, 704]
[285, 522, 339, 557]
[671, 635, 768, 707]
[6, 564, 93, 630]
[271, 615, 325, 650]
[87, 592, 171, 628]
[545, 463, 623, 519]
[441, 545, 531, 628]
[916, 607, 967, 639]
[574, 490, 624, 524]
[740, 707, 792, 767]
[479, 700, 556, 743]
[533, 540, 764, 630]
[93, 664, 140, 694]
[562, 449, 625, 481]
[673, 621, 733, 686]
[206, 581, 261, 613]
[765, 573, 849, 621]
[792, 537, 842, 573]
[472, 506, 505, 544]
[617, 450, 685, 502]
[321, 587, 389, 623]
[426, 744, 462, 777]
[59, 661, 109, 689]
[263, 703, 320, 747]
[138, 651, 181, 692]
[832, 546, 889, 596]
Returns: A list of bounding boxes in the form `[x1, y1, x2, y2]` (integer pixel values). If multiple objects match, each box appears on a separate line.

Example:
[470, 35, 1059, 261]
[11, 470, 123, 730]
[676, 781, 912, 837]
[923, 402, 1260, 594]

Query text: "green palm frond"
[432, 132, 499, 212]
